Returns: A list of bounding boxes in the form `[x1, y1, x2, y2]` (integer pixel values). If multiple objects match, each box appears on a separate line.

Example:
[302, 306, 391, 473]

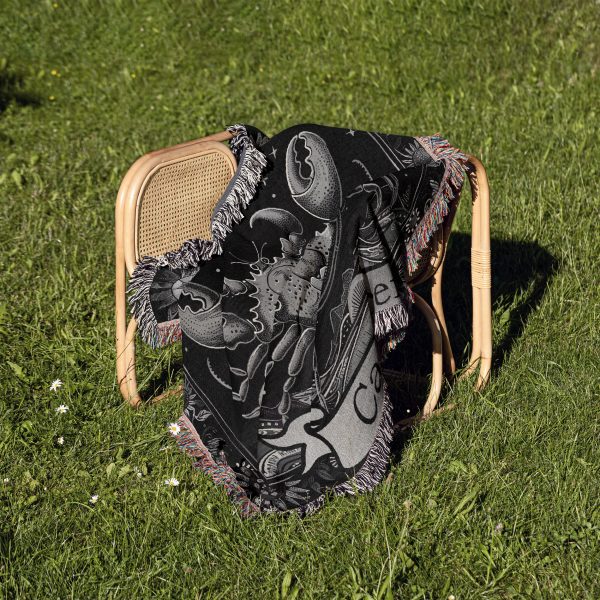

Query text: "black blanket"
[128, 123, 466, 516]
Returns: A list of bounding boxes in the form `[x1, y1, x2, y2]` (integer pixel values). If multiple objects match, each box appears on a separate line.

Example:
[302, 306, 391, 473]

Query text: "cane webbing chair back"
[115, 131, 491, 421]
[136, 152, 235, 259]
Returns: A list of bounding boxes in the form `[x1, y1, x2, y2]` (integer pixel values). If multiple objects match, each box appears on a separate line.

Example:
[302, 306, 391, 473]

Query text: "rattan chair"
[115, 131, 491, 417]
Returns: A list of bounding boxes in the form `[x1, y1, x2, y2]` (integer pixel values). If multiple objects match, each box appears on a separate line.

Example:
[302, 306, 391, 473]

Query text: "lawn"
[1, 0, 599, 598]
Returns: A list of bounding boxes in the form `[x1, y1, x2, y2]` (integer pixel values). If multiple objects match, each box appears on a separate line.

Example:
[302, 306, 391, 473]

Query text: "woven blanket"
[128, 123, 467, 516]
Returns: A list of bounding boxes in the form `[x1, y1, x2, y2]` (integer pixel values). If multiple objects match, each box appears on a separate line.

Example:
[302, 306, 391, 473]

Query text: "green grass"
[1, 0, 599, 597]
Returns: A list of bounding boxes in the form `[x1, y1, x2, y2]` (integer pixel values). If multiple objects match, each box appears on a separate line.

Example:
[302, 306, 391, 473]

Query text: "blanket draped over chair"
[128, 123, 467, 516]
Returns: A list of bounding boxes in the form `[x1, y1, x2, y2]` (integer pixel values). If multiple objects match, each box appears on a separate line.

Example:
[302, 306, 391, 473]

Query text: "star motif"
[269, 147, 277, 159]
[346, 129, 356, 136]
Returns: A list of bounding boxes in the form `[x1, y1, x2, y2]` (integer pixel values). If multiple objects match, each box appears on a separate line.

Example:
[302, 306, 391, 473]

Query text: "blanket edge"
[407, 135, 468, 275]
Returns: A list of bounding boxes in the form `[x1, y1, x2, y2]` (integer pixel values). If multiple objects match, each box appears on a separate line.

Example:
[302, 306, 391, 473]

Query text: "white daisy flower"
[57, 436, 64, 445]
[50, 379, 63, 392]
[89, 494, 99, 504]
[2, 478, 9, 484]
[55, 404, 69, 414]
[167, 422, 181, 436]
[164, 477, 180, 487]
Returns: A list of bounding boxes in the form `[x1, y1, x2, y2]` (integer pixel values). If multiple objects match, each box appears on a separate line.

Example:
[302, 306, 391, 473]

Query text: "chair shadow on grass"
[386, 232, 557, 456]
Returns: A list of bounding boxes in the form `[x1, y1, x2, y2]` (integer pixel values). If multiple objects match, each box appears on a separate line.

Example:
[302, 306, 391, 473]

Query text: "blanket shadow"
[385, 233, 556, 458]
[143, 357, 184, 402]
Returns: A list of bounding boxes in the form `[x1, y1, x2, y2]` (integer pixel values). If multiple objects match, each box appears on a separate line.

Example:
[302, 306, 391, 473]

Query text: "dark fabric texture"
[128, 123, 467, 516]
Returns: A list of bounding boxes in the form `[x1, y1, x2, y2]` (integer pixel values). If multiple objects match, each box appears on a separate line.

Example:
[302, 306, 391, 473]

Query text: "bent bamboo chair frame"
[115, 131, 491, 420]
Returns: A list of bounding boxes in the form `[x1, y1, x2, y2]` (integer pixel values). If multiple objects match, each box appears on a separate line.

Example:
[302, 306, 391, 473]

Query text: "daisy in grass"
[55, 404, 69, 414]
[167, 422, 180, 436]
[89, 494, 99, 504]
[50, 379, 63, 392]
[164, 477, 180, 487]
[57, 436, 64, 445]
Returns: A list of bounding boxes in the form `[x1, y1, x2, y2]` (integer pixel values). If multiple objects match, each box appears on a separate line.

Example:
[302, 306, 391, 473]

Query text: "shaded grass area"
[1, 0, 599, 597]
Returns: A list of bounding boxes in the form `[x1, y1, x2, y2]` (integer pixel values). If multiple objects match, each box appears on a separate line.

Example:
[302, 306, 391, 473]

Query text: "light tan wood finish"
[116, 131, 491, 416]
[115, 133, 235, 406]
[412, 292, 443, 416]
[466, 154, 492, 389]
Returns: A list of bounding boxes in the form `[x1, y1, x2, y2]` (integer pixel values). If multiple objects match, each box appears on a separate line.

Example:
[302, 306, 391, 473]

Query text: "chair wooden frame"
[115, 131, 491, 416]
[405, 154, 491, 420]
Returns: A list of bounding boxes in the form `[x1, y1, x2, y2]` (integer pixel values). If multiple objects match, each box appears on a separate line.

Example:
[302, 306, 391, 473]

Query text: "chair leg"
[463, 155, 492, 389]
[116, 275, 141, 406]
[124, 318, 142, 407]
[477, 287, 492, 390]
[430, 258, 456, 377]
[116, 199, 142, 407]
[463, 290, 482, 377]
[116, 225, 133, 404]
[461, 160, 482, 378]
[413, 292, 443, 417]
[471, 156, 492, 390]
[116, 308, 129, 402]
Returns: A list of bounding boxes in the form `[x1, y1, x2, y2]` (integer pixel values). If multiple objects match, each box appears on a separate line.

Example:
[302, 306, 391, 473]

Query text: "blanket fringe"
[175, 414, 261, 518]
[157, 319, 182, 346]
[374, 303, 410, 338]
[126, 256, 163, 348]
[127, 124, 267, 348]
[406, 135, 467, 275]
[373, 286, 414, 359]
[295, 384, 395, 517]
[378, 329, 408, 359]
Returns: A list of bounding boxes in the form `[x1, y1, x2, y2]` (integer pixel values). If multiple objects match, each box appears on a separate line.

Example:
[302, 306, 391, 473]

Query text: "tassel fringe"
[373, 285, 414, 359]
[378, 329, 408, 359]
[126, 256, 163, 347]
[157, 320, 182, 346]
[406, 135, 467, 275]
[127, 124, 268, 347]
[175, 414, 261, 518]
[296, 384, 395, 517]
[374, 303, 410, 338]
